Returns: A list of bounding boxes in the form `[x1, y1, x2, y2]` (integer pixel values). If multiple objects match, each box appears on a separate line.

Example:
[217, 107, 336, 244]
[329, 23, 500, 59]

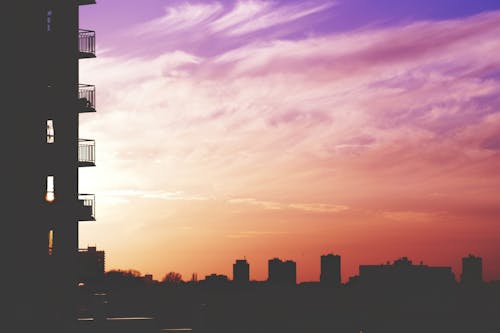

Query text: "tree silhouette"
[107, 269, 141, 278]
[105, 269, 143, 287]
[162, 272, 183, 285]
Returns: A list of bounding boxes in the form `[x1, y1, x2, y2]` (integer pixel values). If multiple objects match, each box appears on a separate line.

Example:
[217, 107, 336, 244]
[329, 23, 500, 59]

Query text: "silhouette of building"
[143, 274, 155, 284]
[205, 274, 229, 282]
[357, 257, 455, 288]
[461, 254, 483, 285]
[77, 246, 105, 284]
[268, 258, 296, 285]
[320, 253, 341, 286]
[233, 259, 250, 284]
[5, 1, 97, 330]
[202, 274, 230, 287]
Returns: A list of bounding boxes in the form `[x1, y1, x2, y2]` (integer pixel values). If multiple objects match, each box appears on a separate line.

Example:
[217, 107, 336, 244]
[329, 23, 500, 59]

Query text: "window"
[47, 10, 52, 32]
[46, 176, 55, 203]
[48, 229, 54, 255]
[47, 120, 54, 143]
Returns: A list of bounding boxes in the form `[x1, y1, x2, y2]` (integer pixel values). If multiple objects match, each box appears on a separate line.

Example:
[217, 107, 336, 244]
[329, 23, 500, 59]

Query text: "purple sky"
[81, 0, 500, 57]
[78, 1, 500, 281]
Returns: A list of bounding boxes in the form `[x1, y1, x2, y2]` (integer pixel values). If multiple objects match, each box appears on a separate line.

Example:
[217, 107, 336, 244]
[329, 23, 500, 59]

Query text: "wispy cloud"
[226, 230, 290, 239]
[132, 0, 335, 42]
[289, 203, 349, 213]
[381, 210, 444, 223]
[81, 10, 500, 282]
[135, 2, 223, 36]
[210, 0, 273, 33]
[101, 190, 211, 202]
[228, 198, 349, 213]
[211, 1, 336, 36]
[228, 198, 283, 210]
[82, 10, 500, 207]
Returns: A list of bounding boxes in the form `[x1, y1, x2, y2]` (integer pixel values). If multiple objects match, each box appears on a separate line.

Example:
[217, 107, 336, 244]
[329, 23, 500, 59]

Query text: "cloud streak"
[79, 5, 500, 282]
[135, 2, 223, 36]
[228, 198, 349, 213]
[81, 9, 500, 210]
[131, 0, 335, 50]
[213, 1, 335, 36]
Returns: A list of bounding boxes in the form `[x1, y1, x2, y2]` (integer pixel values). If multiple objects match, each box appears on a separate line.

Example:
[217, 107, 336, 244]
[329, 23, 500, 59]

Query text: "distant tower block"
[77, 246, 105, 284]
[233, 259, 250, 284]
[320, 254, 341, 286]
[461, 254, 483, 285]
[268, 258, 296, 285]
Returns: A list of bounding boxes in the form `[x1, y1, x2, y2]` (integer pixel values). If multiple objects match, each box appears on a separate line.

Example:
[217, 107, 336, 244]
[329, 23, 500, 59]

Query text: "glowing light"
[48, 229, 54, 255]
[45, 192, 55, 202]
[46, 176, 55, 203]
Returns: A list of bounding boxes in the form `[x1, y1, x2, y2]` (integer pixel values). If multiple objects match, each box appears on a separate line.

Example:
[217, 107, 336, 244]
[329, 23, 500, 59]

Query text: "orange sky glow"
[78, 1, 500, 283]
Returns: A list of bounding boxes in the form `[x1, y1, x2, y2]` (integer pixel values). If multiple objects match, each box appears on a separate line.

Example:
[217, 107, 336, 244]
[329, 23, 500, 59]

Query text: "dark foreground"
[75, 318, 499, 333]
[74, 281, 500, 333]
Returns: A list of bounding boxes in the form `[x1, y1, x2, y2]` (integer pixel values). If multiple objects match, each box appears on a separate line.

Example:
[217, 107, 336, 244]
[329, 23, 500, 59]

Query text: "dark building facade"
[268, 258, 296, 285]
[357, 257, 455, 288]
[5, 1, 97, 331]
[461, 254, 483, 285]
[233, 259, 250, 284]
[77, 246, 105, 284]
[320, 253, 341, 286]
[202, 274, 230, 288]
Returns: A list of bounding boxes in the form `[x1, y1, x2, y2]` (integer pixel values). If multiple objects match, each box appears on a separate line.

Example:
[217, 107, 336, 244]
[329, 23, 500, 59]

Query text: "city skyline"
[88, 249, 492, 285]
[78, 0, 500, 283]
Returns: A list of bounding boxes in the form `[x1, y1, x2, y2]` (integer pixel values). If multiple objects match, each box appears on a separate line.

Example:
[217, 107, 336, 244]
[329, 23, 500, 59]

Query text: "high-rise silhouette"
[233, 259, 250, 284]
[78, 246, 105, 285]
[268, 258, 296, 285]
[5, 1, 97, 332]
[320, 253, 341, 286]
[461, 254, 483, 285]
[357, 257, 455, 288]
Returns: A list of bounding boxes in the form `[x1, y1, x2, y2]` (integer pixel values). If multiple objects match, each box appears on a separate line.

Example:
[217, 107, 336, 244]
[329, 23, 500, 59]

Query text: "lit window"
[48, 229, 54, 255]
[46, 176, 55, 202]
[47, 120, 54, 143]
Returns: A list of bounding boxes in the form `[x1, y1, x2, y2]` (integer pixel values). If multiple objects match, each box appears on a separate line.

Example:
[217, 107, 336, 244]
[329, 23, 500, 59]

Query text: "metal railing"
[77, 0, 96, 5]
[78, 139, 95, 166]
[79, 29, 96, 57]
[78, 84, 96, 111]
[78, 194, 96, 221]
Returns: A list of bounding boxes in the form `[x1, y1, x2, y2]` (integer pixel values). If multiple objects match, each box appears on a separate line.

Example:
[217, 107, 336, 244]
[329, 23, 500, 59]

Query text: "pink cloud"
[267, 110, 332, 127]
[80, 10, 500, 281]
[219, 1, 336, 36]
[128, 1, 336, 55]
[80, 9, 500, 204]
[134, 2, 223, 36]
[210, 0, 273, 33]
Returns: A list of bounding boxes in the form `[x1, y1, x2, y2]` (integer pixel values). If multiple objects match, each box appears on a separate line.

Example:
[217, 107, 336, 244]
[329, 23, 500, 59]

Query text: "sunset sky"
[78, 0, 500, 283]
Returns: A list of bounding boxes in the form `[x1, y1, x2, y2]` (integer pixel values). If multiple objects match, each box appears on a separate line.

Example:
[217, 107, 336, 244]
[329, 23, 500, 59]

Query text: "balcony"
[79, 84, 96, 112]
[78, 0, 96, 5]
[79, 139, 95, 167]
[78, 194, 95, 221]
[79, 29, 96, 59]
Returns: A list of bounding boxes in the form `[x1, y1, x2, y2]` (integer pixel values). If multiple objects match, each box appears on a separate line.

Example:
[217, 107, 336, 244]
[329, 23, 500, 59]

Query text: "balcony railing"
[79, 29, 96, 58]
[79, 84, 96, 112]
[79, 139, 95, 167]
[78, 0, 96, 5]
[78, 194, 95, 221]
